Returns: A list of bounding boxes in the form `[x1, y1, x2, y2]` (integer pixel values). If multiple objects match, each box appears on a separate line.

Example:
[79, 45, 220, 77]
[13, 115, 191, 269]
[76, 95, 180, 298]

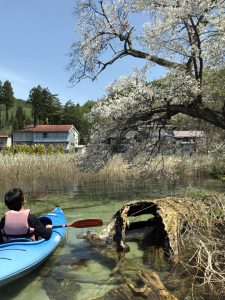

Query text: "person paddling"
[0, 188, 52, 243]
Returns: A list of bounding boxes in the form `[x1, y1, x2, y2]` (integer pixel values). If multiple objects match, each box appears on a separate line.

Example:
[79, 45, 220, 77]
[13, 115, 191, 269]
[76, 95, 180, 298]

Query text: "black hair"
[4, 188, 24, 211]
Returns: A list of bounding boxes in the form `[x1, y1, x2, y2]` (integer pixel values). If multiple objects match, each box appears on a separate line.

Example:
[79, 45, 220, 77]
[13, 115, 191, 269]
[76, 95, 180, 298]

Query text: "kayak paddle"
[52, 218, 103, 229]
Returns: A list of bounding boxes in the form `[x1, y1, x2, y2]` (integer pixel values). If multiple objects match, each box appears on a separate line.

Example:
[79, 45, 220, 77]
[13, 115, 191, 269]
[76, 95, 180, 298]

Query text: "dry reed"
[179, 193, 225, 296]
[0, 153, 216, 196]
[0, 153, 77, 197]
[131, 153, 212, 180]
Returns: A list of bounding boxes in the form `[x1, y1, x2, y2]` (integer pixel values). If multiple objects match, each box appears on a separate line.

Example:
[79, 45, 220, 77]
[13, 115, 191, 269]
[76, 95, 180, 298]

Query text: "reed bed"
[0, 153, 75, 197]
[179, 192, 225, 296]
[123, 153, 213, 180]
[0, 153, 218, 197]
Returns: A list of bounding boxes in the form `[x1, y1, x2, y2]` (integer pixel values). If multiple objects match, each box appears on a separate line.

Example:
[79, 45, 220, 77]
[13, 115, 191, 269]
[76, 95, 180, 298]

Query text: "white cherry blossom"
[70, 0, 225, 170]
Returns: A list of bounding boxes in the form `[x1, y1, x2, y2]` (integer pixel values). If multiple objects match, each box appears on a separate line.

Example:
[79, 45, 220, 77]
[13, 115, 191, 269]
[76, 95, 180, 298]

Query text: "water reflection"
[0, 179, 224, 299]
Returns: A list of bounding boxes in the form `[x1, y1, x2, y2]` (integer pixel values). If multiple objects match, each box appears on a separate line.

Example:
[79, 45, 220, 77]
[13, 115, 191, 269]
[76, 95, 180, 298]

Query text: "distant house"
[105, 127, 205, 155]
[173, 130, 205, 154]
[105, 126, 173, 154]
[13, 125, 79, 151]
[0, 135, 12, 150]
[74, 144, 86, 155]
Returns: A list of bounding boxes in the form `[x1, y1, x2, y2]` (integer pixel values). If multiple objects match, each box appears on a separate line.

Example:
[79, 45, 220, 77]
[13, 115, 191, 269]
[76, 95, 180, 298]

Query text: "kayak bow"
[0, 207, 66, 287]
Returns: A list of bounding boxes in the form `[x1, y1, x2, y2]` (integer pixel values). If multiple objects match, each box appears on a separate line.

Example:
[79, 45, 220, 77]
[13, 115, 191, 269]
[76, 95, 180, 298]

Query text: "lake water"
[0, 178, 224, 299]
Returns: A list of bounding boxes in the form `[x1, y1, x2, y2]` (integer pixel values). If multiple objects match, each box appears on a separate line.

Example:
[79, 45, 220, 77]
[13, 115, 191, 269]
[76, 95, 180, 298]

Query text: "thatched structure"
[82, 195, 225, 298]
[85, 197, 201, 257]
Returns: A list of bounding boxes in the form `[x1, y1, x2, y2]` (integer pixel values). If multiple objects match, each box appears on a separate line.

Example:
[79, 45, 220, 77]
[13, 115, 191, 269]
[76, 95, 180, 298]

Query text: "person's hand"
[46, 224, 52, 229]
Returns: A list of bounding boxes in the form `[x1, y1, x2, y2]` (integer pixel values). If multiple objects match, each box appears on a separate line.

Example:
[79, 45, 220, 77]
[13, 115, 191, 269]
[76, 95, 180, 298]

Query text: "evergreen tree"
[28, 85, 43, 126]
[25, 115, 32, 126]
[38, 88, 52, 124]
[2, 80, 14, 125]
[12, 118, 19, 131]
[28, 85, 62, 126]
[0, 80, 3, 104]
[61, 100, 95, 143]
[0, 81, 3, 130]
[15, 106, 26, 129]
[42, 89, 62, 124]
[62, 100, 76, 124]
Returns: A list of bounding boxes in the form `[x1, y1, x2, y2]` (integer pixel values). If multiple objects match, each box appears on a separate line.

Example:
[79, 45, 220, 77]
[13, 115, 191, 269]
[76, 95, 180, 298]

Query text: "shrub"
[47, 144, 54, 154]
[36, 144, 46, 155]
[55, 144, 64, 154]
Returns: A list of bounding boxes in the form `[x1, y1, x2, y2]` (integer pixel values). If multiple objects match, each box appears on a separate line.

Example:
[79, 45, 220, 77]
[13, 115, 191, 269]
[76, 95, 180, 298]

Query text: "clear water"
[0, 179, 224, 299]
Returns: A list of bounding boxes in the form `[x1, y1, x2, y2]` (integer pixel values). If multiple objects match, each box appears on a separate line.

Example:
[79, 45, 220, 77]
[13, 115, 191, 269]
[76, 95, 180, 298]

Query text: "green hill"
[0, 99, 32, 134]
[11, 98, 32, 116]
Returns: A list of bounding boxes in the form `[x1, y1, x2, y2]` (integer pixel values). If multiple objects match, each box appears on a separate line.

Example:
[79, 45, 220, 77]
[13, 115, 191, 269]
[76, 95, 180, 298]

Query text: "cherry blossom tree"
[69, 0, 225, 170]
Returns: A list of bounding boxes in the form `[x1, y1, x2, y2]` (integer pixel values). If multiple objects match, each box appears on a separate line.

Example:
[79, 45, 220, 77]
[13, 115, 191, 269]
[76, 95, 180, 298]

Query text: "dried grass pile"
[85, 195, 225, 297]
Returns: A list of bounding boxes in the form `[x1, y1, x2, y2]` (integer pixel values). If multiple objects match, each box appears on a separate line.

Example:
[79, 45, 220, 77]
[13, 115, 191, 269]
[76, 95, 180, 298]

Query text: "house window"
[43, 132, 48, 138]
[166, 129, 173, 136]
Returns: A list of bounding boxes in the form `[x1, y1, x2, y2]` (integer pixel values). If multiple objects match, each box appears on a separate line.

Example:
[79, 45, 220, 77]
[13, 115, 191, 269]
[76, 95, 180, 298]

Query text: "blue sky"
[0, 0, 165, 105]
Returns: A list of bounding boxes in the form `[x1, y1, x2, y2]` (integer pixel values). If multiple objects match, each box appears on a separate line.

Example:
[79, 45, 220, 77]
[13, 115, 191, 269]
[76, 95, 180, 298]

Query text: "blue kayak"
[0, 207, 66, 287]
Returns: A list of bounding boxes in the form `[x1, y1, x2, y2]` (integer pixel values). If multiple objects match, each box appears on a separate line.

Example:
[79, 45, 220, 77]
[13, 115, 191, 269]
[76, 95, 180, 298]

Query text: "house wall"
[0, 137, 12, 149]
[0, 138, 5, 149]
[33, 131, 70, 151]
[33, 132, 68, 141]
[174, 137, 198, 154]
[75, 145, 86, 155]
[13, 132, 33, 144]
[67, 128, 79, 150]
[13, 127, 79, 151]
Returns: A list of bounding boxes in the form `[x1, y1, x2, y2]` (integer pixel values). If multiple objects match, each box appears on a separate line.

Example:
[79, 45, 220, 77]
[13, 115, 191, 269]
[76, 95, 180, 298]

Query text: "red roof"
[19, 125, 74, 132]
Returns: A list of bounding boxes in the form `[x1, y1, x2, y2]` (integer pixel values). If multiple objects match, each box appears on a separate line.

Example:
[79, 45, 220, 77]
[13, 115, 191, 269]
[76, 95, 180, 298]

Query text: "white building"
[13, 125, 79, 151]
[0, 135, 12, 150]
